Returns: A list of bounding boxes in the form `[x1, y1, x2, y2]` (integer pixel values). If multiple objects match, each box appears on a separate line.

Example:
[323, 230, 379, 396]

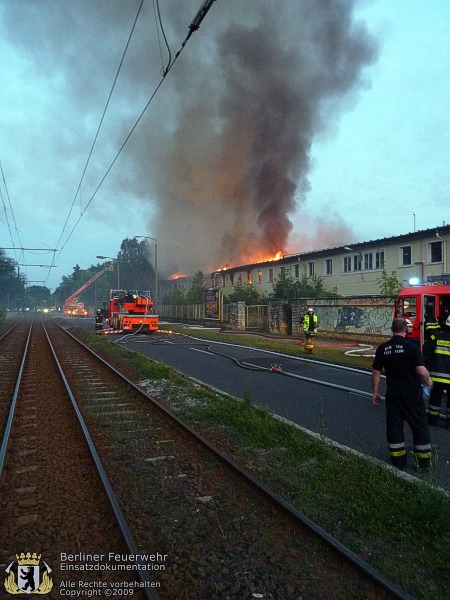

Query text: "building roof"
[213, 224, 450, 274]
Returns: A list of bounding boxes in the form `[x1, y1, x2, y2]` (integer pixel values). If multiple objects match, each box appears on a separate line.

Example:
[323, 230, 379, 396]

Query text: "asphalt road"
[70, 318, 450, 488]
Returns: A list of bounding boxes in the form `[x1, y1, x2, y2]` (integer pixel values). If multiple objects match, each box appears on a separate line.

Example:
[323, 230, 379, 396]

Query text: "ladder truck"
[63, 268, 109, 316]
[107, 289, 158, 333]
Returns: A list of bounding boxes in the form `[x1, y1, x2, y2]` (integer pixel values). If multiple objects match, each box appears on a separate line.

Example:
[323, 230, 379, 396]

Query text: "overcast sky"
[0, 0, 449, 292]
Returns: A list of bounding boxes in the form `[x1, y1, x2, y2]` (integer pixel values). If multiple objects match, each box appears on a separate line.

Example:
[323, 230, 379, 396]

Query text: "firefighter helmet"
[307, 307, 314, 313]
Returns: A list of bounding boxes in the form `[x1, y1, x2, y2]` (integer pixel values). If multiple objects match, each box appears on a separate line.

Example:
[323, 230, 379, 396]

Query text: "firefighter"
[95, 309, 104, 332]
[372, 318, 432, 471]
[302, 307, 318, 353]
[423, 314, 450, 428]
[424, 314, 441, 342]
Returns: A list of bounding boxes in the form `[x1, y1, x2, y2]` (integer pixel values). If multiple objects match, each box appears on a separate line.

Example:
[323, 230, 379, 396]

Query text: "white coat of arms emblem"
[4, 552, 53, 595]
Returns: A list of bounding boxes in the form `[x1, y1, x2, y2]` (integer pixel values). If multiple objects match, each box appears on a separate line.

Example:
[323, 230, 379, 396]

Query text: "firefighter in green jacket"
[302, 307, 319, 353]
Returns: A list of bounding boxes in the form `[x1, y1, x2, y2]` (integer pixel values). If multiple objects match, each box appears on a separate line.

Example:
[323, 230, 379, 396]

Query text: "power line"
[154, 0, 172, 75]
[54, 0, 217, 266]
[0, 156, 23, 261]
[53, 0, 146, 261]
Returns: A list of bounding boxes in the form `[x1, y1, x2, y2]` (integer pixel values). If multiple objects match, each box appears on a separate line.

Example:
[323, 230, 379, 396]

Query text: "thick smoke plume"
[148, 0, 379, 275]
[0, 0, 379, 280]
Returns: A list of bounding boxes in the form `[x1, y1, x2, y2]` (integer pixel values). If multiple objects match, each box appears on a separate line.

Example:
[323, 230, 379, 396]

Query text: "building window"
[237, 273, 242, 286]
[343, 256, 352, 273]
[308, 261, 315, 277]
[429, 240, 443, 264]
[293, 264, 300, 279]
[257, 270, 262, 284]
[230, 273, 234, 286]
[375, 250, 385, 269]
[353, 255, 362, 271]
[247, 271, 252, 284]
[364, 253, 373, 270]
[325, 259, 333, 275]
[268, 268, 273, 283]
[400, 245, 412, 266]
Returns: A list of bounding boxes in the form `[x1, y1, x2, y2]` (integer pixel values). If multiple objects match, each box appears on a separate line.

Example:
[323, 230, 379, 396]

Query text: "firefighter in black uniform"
[423, 314, 450, 428]
[372, 317, 433, 471]
[95, 309, 104, 332]
[424, 314, 441, 342]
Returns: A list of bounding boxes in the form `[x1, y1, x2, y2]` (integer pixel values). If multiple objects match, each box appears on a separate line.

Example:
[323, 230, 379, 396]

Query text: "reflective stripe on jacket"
[424, 330, 450, 385]
[303, 314, 318, 332]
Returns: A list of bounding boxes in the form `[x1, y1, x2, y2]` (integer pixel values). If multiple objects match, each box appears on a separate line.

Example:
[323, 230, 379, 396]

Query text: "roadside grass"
[82, 330, 450, 600]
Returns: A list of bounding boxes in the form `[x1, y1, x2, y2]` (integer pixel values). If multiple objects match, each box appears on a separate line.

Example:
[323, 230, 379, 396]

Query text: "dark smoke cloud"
[1, 0, 379, 278]
[147, 0, 379, 275]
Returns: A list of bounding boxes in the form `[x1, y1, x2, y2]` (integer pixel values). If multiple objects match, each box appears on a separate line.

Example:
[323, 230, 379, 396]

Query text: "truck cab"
[395, 284, 450, 346]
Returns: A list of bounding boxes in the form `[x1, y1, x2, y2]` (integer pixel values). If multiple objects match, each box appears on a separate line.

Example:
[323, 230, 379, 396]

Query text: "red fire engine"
[64, 268, 109, 316]
[107, 290, 158, 333]
[395, 282, 450, 346]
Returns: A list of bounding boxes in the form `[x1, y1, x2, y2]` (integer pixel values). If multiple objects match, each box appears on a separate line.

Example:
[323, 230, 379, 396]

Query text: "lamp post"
[96, 255, 120, 289]
[134, 236, 157, 307]
[344, 246, 363, 271]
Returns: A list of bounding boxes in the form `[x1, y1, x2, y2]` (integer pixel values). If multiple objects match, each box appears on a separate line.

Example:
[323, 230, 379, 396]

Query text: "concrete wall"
[291, 296, 395, 342]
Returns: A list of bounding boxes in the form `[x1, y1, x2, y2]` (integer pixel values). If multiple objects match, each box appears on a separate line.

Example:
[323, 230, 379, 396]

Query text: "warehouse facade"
[211, 225, 450, 297]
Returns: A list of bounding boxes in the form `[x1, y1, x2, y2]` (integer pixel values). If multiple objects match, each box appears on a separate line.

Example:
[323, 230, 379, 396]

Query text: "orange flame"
[214, 251, 284, 272]
[168, 272, 187, 280]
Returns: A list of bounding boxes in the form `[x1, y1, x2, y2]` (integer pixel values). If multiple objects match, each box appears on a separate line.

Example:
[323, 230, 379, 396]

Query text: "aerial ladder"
[63, 268, 110, 316]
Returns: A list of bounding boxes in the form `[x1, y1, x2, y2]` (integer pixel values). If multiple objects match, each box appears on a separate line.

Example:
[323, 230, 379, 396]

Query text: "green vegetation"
[376, 264, 403, 296]
[162, 270, 207, 305]
[223, 269, 339, 307]
[53, 237, 156, 309]
[270, 269, 338, 301]
[80, 328, 449, 600]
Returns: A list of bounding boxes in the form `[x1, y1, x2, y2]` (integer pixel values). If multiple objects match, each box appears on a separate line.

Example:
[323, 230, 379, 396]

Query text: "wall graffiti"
[294, 297, 395, 337]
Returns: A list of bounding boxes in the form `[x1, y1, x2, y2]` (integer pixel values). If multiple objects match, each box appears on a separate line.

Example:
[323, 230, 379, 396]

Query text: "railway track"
[0, 316, 414, 599]
[0, 318, 157, 599]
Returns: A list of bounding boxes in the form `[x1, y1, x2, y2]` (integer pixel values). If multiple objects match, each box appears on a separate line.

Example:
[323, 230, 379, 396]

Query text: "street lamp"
[344, 246, 363, 271]
[96, 255, 120, 289]
[134, 236, 157, 307]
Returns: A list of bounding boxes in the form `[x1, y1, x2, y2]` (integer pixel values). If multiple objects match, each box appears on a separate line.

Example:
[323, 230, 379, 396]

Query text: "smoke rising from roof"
[148, 0, 379, 275]
[0, 0, 379, 280]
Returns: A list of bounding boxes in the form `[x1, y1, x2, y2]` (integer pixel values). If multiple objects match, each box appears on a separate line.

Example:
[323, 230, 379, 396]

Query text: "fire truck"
[107, 290, 158, 333]
[395, 281, 450, 346]
[64, 268, 109, 316]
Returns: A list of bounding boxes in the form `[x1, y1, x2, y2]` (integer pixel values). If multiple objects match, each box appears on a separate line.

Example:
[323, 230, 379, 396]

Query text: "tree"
[163, 287, 186, 305]
[0, 250, 25, 309]
[53, 264, 109, 310]
[24, 285, 51, 310]
[185, 271, 207, 304]
[118, 238, 156, 294]
[376, 266, 402, 296]
[270, 270, 335, 302]
[224, 283, 266, 305]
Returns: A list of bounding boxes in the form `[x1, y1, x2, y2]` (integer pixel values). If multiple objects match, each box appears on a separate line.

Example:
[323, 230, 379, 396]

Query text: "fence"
[245, 305, 269, 330]
[157, 296, 395, 342]
[157, 304, 204, 321]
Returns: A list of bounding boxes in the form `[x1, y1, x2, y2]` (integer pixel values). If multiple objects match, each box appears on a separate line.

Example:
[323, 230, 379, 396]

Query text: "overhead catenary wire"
[53, 0, 217, 278]
[52, 0, 146, 275]
[0, 155, 24, 265]
[153, 0, 172, 76]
